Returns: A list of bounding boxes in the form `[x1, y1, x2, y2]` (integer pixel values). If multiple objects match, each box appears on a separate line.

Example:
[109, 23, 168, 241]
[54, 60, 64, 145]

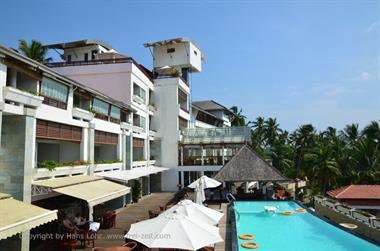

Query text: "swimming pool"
[234, 201, 379, 251]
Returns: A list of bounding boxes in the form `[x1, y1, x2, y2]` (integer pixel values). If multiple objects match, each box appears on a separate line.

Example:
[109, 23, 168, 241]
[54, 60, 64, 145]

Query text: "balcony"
[133, 95, 145, 105]
[3, 86, 44, 108]
[72, 107, 94, 121]
[181, 126, 252, 145]
[148, 103, 156, 112]
[133, 125, 144, 134]
[121, 122, 132, 131]
[93, 162, 123, 173]
[33, 165, 88, 179]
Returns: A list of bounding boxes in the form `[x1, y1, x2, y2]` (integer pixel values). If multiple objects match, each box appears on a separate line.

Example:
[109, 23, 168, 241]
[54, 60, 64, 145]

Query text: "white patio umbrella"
[125, 211, 223, 250]
[188, 175, 221, 204]
[160, 199, 223, 225]
[188, 175, 221, 189]
[194, 182, 205, 204]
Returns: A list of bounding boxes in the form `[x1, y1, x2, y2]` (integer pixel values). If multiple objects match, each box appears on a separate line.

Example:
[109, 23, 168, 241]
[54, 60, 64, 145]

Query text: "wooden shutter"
[95, 130, 118, 145]
[133, 138, 145, 148]
[36, 119, 82, 142]
[179, 117, 188, 130]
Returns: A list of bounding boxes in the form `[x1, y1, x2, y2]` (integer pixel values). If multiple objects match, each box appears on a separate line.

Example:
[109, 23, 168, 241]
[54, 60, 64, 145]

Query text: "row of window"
[40, 76, 128, 124]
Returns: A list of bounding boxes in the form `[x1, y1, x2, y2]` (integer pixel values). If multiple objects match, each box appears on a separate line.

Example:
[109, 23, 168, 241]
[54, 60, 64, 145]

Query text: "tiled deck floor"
[83, 192, 174, 250]
[82, 194, 230, 251]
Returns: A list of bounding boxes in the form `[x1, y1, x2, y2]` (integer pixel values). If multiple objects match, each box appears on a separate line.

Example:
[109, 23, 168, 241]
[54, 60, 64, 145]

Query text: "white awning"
[53, 179, 130, 207]
[0, 196, 58, 240]
[96, 166, 169, 183]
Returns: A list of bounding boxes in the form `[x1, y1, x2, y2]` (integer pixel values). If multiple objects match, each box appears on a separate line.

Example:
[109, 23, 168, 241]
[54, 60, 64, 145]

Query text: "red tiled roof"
[327, 185, 380, 199]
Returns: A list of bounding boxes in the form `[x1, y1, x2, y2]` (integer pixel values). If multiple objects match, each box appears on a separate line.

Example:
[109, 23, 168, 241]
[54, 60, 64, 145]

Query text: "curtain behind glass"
[93, 98, 109, 115]
[41, 77, 68, 102]
[110, 106, 121, 119]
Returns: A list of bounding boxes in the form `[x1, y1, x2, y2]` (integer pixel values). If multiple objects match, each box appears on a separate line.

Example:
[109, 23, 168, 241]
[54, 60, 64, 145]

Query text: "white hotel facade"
[0, 38, 250, 250]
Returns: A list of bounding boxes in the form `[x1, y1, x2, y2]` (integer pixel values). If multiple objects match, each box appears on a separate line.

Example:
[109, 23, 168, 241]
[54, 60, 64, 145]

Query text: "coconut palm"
[264, 117, 281, 146]
[18, 39, 52, 63]
[292, 124, 317, 178]
[352, 138, 380, 184]
[229, 106, 246, 126]
[306, 143, 341, 193]
[249, 116, 265, 149]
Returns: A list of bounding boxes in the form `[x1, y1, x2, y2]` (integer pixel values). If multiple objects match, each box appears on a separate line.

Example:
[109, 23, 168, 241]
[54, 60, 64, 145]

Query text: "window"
[110, 106, 121, 123]
[167, 48, 175, 53]
[67, 54, 71, 63]
[133, 114, 146, 129]
[133, 83, 146, 103]
[84, 53, 88, 62]
[93, 98, 110, 120]
[194, 50, 198, 55]
[40, 77, 69, 109]
[181, 68, 190, 82]
[121, 110, 129, 123]
[73, 92, 91, 110]
[91, 50, 98, 60]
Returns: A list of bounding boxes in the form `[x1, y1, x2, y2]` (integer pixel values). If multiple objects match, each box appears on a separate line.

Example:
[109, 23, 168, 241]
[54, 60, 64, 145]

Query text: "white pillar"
[88, 123, 95, 175]
[117, 133, 123, 161]
[80, 127, 89, 161]
[88, 204, 94, 221]
[121, 130, 127, 170]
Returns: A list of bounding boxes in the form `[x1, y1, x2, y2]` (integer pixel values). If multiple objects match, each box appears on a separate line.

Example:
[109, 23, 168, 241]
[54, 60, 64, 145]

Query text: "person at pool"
[74, 213, 86, 226]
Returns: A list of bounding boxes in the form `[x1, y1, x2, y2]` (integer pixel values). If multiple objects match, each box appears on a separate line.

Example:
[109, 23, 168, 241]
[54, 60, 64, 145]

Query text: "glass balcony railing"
[181, 126, 251, 144]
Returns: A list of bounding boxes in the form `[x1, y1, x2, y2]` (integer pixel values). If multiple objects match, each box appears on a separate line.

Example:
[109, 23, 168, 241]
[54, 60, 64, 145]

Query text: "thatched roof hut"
[213, 145, 289, 182]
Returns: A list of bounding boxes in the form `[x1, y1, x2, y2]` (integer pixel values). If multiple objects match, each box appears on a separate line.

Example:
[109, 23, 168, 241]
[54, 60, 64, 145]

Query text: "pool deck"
[83, 192, 175, 250]
[213, 203, 231, 251]
[82, 193, 231, 250]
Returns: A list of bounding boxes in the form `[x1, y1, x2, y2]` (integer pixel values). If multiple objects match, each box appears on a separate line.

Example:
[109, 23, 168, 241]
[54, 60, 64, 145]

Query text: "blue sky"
[0, 0, 379, 131]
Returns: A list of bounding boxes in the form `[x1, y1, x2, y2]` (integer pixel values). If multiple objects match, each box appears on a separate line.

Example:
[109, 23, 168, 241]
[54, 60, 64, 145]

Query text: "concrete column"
[0, 62, 7, 99]
[80, 127, 89, 161]
[126, 134, 133, 170]
[66, 86, 74, 111]
[121, 130, 127, 170]
[180, 171, 184, 187]
[180, 146, 183, 166]
[117, 133, 123, 161]
[201, 145, 204, 166]
[0, 109, 37, 251]
[88, 123, 95, 175]
[222, 145, 225, 165]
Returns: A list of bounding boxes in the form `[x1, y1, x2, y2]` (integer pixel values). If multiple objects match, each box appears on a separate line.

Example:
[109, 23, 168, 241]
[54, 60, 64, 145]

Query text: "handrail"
[226, 193, 236, 203]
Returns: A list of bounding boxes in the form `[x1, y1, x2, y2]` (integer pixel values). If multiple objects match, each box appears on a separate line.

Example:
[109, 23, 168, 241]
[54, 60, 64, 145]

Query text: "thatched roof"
[213, 145, 290, 182]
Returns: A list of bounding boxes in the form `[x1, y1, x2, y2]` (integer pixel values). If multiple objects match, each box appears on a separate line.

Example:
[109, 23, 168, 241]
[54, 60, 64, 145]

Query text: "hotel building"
[0, 38, 250, 250]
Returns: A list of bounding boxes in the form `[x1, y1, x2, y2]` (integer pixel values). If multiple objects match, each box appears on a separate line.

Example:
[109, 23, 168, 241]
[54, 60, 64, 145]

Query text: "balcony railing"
[45, 57, 134, 68]
[181, 126, 251, 144]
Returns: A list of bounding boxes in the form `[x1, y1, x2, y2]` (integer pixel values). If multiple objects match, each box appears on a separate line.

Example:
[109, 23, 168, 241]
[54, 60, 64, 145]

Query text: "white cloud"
[360, 71, 370, 80]
[324, 87, 351, 96]
[366, 21, 378, 32]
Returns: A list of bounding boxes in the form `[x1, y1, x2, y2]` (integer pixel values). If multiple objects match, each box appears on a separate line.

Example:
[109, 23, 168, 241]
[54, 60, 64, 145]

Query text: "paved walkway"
[83, 192, 174, 250]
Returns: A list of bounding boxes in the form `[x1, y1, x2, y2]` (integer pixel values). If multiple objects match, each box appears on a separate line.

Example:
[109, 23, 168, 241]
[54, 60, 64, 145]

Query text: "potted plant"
[132, 180, 142, 203]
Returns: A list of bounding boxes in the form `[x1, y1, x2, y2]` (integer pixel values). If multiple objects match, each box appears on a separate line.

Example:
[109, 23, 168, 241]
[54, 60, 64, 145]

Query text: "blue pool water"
[235, 201, 380, 251]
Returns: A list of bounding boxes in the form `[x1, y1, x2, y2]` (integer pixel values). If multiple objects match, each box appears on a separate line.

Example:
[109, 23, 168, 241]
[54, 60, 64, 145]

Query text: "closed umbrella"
[194, 182, 206, 204]
[188, 175, 221, 189]
[125, 211, 223, 250]
[160, 199, 223, 225]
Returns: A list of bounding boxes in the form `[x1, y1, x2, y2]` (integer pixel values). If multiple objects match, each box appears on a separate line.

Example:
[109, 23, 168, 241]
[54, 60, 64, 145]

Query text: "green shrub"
[94, 159, 122, 164]
[132, 180, 142, 202]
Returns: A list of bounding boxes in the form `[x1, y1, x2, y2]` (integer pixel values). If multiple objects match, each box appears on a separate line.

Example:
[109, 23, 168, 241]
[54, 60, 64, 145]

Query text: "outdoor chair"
[148, 210, 159, 218]
[123, 241, 138, 250]
[102, 211, 117, 228]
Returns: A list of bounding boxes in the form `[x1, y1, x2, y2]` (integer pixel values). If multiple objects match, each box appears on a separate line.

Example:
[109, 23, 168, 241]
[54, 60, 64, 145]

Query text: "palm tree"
[362, 121, 380, 142]
[306, 143, 341, 193]
[264, 117, 281, 146]
[249, 116, 265, 149]
[229, 106, 246, 126]
[340, 123, 359, 145]
[352, 138, 380, 184]
[292, 124, 316, 179]
[18, 39, 52, 63]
